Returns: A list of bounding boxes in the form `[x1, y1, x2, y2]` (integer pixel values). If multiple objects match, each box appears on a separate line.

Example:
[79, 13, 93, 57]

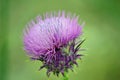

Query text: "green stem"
[63, 73, 69, 80]
[0, 0, 9, 80]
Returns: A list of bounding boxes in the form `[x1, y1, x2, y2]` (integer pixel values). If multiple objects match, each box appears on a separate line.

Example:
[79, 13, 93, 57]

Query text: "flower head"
[23, 11, 85, 76]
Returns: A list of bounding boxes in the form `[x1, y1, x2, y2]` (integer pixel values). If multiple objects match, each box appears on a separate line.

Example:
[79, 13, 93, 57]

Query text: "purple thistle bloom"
[23, 12, 85, 77]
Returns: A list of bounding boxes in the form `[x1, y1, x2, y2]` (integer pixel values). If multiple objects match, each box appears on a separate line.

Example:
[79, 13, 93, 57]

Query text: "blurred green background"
[0, 0, 120, 80]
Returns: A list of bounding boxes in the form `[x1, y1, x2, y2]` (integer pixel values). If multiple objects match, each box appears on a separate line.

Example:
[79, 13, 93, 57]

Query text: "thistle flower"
[23, 12, 85, 77]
